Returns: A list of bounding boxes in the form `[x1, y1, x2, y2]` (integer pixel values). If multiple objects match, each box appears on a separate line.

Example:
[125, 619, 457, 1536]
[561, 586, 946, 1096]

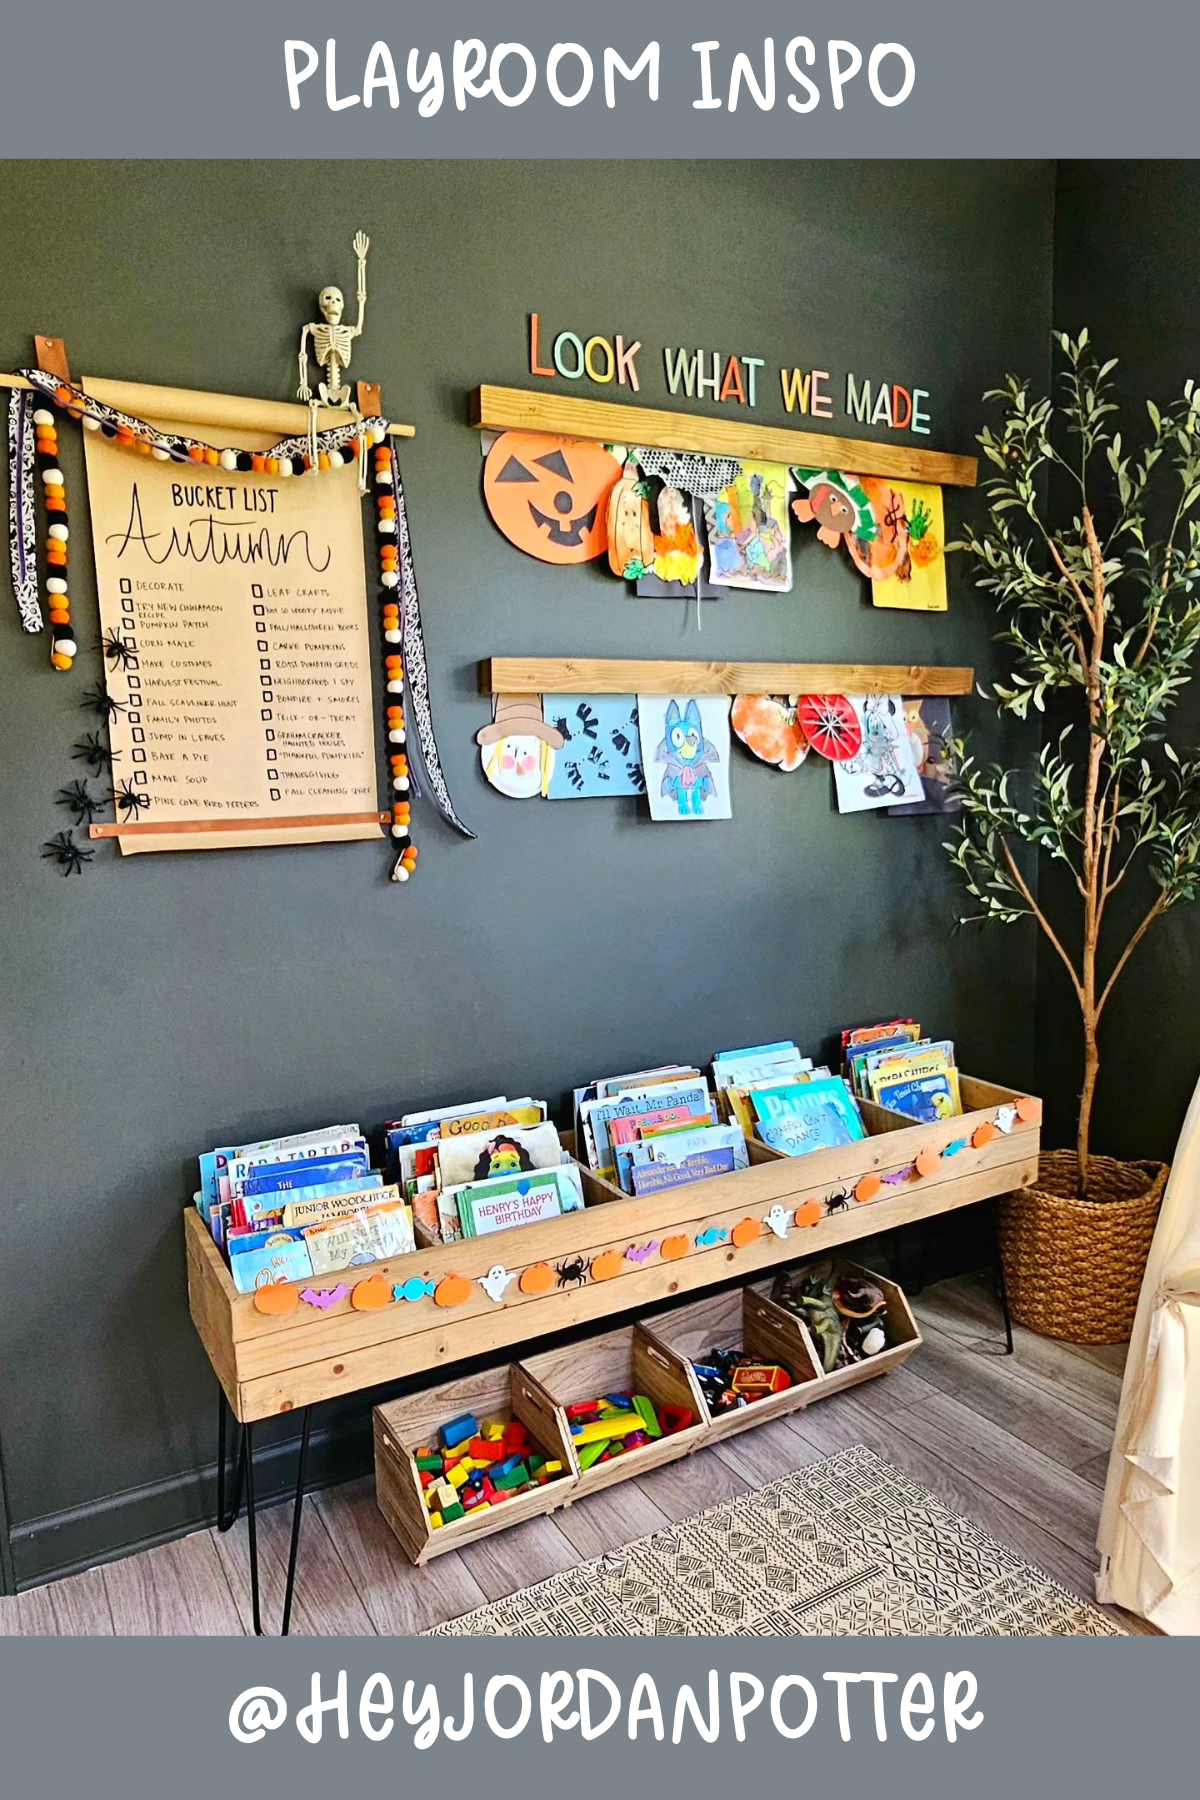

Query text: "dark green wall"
[0, 160, 1053, 1583]
[1041, 162, 1200, 1159]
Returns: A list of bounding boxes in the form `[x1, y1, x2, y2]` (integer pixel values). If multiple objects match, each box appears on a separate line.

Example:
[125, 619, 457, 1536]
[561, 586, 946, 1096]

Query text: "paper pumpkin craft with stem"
[791, 469, 876, 551]
[476, 695, 564, 799]
[607, 458, 656, 578]
[484, 431, 619, 564]
[731, 695, 810, 772]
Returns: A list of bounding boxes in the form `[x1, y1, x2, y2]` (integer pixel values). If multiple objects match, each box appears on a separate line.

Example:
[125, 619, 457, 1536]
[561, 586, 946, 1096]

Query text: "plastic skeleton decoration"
[297, 230, 371, 488]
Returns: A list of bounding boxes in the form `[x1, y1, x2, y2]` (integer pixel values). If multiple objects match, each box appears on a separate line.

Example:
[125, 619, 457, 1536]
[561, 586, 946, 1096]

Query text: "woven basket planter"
[1000, 1150, 1167, 1344]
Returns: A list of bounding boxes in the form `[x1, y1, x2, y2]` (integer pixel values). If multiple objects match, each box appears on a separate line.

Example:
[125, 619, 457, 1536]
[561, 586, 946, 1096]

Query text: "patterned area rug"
[426, 1445, 1121, 1636]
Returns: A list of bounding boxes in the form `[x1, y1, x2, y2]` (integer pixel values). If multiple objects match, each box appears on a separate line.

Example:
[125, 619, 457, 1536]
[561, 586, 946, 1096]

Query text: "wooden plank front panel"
[482, 658, 975, 699]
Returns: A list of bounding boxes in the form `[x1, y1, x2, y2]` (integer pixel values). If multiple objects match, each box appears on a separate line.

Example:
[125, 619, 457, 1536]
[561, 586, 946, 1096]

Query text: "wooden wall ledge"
[471, 384, 976, 489]
[481, 658, 975, 697]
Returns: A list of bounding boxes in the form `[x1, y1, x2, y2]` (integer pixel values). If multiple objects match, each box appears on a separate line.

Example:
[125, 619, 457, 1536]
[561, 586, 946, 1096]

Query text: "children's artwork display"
[791, 470, 876, 551]
[476, 695, 564, 798]
[795, 693, 863, 762]
[544, 695, 644, 798]
[791, 468, 947, 611]
[865, 482, 947, 611]
[731, 694, 809, 771]
[651, 486, 704, 587]
[640, 694, 732, 820]
[887, 697, 961, 815]
[702, 462, 793, 591]
[832, 694, 925, 811]
[482, 431, 620, 564]
[606, 459, 656, 578]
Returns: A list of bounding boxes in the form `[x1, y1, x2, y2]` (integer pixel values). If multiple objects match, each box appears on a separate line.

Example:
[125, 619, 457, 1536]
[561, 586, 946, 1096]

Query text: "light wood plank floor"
[0, 1278, 1158, 1636]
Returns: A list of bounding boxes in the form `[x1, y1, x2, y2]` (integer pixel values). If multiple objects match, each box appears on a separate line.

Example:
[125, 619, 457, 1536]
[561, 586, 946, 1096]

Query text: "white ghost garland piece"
[763, 1204, 793, 1240]
[994, 1104, 1018, 1135]
[478, 1265, 516, 1304]
[297, 229, 371, 486]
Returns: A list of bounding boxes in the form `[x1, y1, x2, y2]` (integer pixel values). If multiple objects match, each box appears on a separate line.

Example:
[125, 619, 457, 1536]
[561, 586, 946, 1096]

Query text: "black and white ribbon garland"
[5, 370, 473, 844]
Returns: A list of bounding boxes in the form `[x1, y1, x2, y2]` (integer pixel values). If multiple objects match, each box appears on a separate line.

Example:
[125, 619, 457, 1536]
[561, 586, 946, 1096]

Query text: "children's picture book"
[639, 694, 733, 822]
[198, 1123, 363, 1216]
[754, 1077, 866, 1155]
[703, 461, 793, 591]
[874, 1070, 959, 1122]
[241, 1172, 382, 1226]
[631, 1149, 737, 1194]
[581, 1080, 714, 1178]
[233, 1150, 370, 1199]
[228, 1229, 314, 1294]
[544, 695, 645, 799]
[832, 694, 925, 812]
[748, 1083, 827, 1126]
[303, 1199, 416, 1274]
[887, 697, 961, 816]
[618, 1121, 748, 1194]
[282, 1182, 398, 1230]
[434, 1120, 563, 1190]
[455, 1165, 584, 1238]
[713, 1041, 811, 1089]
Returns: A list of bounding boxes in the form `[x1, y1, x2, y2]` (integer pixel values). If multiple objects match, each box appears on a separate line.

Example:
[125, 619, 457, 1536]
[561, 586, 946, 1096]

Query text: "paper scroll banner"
[82, 404, 383, 855]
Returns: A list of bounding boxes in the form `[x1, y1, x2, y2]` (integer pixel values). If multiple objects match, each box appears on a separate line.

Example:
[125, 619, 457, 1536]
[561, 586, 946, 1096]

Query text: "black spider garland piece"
[99, 628, 137, 671]
[41, 830, 95, 876]
[112, 780, 151, 820]
[80, 686, 127, 722]
[56, 779, 104, 825]
[72, 733, 118, 774]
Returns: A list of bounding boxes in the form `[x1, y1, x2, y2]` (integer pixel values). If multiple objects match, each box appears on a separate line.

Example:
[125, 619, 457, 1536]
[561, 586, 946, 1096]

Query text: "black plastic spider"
[556, 1256, 587, 1290]
[112, 780, 151, 820]
[824, 1188, 852, 1216]
[80, 686, 127, 722]
[56, 779, 104, 825]
[72, 733, 118, 774]
[41, 830, 95, 876]
[100, 628, 137, 671]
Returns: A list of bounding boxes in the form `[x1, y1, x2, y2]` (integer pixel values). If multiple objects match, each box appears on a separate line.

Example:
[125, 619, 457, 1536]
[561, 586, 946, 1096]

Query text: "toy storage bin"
[374, 1364, 577, 1565]
[519, 1324, 708, 1499]
[639, 1281, 823, 1443]
[775, 1258, 923, 1400]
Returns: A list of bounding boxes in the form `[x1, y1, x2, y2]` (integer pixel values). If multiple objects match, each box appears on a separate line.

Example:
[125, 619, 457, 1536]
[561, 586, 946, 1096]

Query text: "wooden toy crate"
[784, 1259, 922, 1399]
[639, 1282, 823, 1443]
[186, 1078, 1038, 1424]
[519, 1325, 707, 1498]
[374, 1365, 576, 1564]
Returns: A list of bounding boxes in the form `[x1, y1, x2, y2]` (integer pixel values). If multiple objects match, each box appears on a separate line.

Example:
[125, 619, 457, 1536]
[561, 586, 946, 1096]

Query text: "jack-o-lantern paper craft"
[484, 432, 620, 564]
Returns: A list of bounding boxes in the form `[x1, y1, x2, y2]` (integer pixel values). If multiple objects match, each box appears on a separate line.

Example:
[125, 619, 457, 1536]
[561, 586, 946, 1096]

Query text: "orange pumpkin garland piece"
[660, 1234, 690, 1261]
[971, 1122, 996, 1149]
[590, 1249, 624, 1283]
[433, 1272, 473, 1309]
[253, 1280, 300, 1317]
[793, 1199, 823, 1228]
[351, 1274, 393, 1312]
[914, 1147, 941, 1178]
[731, 1218, 761, 1248]
[519, 1262, 555, 1297]
[483, 431, 619, 564]
[1015, 1096, 1042, 1123]
[854, 1173, 882, 1203]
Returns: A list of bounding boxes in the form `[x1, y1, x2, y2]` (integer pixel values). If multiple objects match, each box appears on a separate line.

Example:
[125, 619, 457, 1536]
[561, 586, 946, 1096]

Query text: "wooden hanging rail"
[0, 371, 416, 440]
[471, 385, 976, 489]
[482, 658, 974, 698]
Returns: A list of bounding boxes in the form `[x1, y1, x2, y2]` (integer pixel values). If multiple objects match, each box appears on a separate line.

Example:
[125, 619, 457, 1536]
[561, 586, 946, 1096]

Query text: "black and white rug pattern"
[424, 1445, 1122, 1637]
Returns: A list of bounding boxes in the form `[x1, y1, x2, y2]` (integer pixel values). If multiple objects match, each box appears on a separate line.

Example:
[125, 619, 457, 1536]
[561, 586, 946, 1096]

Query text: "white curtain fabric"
[1097, 1072, 1200, 1633]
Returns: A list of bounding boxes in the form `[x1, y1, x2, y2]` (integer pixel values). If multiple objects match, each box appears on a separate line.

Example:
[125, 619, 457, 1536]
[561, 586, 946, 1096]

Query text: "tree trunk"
[1077, 1017, 1099, 1196]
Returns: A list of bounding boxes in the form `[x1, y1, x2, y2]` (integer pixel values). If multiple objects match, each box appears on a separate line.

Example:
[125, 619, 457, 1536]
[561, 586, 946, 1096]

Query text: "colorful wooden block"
[577, 1439, 609, 1470]
[632, 1395, 662, 1438]
[441, 1412, 478, 1450]
[481, 1418, 506, 1440]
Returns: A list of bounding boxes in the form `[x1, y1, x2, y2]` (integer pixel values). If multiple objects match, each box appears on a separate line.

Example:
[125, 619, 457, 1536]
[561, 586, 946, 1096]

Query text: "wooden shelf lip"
[471, 384, 976, 489]
[481, 657, 975, 698]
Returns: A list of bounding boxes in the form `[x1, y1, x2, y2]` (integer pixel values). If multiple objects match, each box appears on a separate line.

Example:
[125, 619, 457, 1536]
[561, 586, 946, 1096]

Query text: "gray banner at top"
[1, 0, 1199, 157]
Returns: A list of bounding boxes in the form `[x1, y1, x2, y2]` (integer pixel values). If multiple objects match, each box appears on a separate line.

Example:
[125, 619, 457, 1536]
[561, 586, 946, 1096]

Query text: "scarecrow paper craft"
[640, 694, 733, 820]
[703, 462, 793, 591]
[476, 696, 564, 799]
[545, 695, 645, 799]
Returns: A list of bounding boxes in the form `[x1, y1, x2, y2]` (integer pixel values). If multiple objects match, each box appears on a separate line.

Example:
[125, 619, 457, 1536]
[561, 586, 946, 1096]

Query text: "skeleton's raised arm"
[352, 230, 369, 338]
[297, 322, 314, 401]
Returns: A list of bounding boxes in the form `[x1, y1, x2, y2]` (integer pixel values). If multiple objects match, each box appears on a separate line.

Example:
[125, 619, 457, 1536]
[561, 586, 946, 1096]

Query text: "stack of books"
[196, 1124, 414, 1293]
[573, 1063, 747, 1194]
[843, 1021, 961, 1122]
[715, 1040, 867, 1157]
[386, 1095, 583, 1244]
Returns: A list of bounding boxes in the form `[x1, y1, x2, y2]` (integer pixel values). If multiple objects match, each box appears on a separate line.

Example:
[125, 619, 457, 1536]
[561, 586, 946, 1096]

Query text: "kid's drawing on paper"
[832, 694, 925, 812]
[545, 695, 645, 799]
[703, 461, 792, 592]
[639, 694, 733, 821]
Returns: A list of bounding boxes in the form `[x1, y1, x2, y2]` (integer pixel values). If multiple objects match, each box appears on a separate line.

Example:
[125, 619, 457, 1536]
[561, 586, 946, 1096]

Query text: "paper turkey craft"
[476, 696, 564, 799]
[483, 432, 620, 564]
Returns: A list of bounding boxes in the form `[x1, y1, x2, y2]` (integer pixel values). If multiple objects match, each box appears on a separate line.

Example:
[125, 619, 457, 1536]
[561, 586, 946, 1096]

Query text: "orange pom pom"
[50, 652, 73, 670]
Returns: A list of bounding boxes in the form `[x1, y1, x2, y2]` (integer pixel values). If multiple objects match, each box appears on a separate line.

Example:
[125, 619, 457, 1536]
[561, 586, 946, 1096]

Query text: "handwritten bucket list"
[82, 425, 381, 854]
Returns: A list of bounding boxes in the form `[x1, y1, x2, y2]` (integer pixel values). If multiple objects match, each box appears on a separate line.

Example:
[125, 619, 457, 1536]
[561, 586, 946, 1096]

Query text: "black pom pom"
[101, 422, 117, 438]
[235, 451, 254, 473]
[292, 455, 306, 476]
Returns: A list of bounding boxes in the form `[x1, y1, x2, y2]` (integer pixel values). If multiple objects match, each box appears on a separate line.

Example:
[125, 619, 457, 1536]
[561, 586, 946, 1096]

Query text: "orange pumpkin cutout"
[351, 1274, 392, 1312]
[433, 1272, 473, 1309]
[253, 1279, 299, 1317]
[731, 1218, 760, 1248]
[854, 1173, 882, 1203]
[660, 1235, 690, 1261]
[519, 1261, 555, 1297]
[914, 1147, 941, 1178]
[1015, 1096, 1042, 1123]
[971, 1122, 996, 1149]
[793, 1199, 823, 1228]
[484, 432, 619, 564]
[590, 1249, 624, 1283]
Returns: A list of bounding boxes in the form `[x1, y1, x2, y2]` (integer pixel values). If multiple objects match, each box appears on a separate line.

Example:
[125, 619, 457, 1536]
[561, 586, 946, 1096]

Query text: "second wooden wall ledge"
[481, 659, 975, 697]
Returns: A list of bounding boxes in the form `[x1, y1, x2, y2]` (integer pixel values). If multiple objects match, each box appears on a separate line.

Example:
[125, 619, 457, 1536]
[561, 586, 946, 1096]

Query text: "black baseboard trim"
[10, 1414, 373, 1591]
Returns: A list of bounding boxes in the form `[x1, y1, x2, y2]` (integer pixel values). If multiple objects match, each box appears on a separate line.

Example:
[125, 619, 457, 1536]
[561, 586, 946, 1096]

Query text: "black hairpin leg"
[242, 1407, 312, 1637]
[990, 1200, 1015, 1354]
[216, 1389, 246, 1532]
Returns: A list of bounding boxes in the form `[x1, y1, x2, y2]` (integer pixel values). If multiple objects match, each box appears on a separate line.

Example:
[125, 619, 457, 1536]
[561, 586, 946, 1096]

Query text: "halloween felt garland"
[6, 371, 473, 877]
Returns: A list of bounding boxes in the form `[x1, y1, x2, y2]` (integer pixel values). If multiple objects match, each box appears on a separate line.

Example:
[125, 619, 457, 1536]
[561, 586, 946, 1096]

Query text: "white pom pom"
[152, 440, 172, 460]
[392, 864, 411, 882]
[48, 524, 68, 541]
[219, 449, 238, 471]
[387, 678, 404, 694]
[40, 468, 63, 485]
[82, 414, 102, 431]
[392, 774, 410, 792]
[377, 519, 396, 535]
[381, 570, 398, 588]
[374, 468, 394, 486]
[55, 636, 78, 658]
[33, 408, 55, 426]
[279, 461, 292, 477]
[390, 822, 409, 840]
[384, 628, 402, 644]
[46, 577, 68, 594]
[388, 727, 406, 744]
